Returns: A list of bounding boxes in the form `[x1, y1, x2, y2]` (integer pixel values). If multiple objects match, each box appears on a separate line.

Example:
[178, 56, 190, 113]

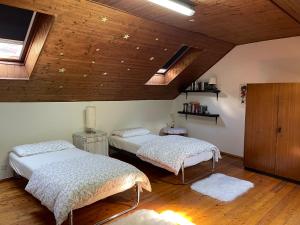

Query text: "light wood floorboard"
[0, 154, 299, 225]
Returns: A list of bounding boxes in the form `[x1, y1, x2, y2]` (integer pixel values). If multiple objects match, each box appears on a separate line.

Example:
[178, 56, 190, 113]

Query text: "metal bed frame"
[68, 184, 140, 225]
[110, 146, 216, 185]
[13, 171, 141, 225]
[180, 153, 215, 184]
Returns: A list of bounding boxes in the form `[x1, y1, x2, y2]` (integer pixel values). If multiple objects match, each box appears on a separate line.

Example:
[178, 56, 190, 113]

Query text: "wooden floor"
[1, 153, 300, 225]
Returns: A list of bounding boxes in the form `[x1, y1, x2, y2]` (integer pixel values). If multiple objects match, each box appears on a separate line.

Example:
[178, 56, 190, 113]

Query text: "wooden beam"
[271, 0, 300, 24]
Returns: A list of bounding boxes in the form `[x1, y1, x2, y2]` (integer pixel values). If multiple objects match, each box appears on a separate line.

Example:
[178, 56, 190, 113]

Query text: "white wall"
[172, 36, 300, 157]
[0, 100, 172, 179]
[1, 36, 300, 179]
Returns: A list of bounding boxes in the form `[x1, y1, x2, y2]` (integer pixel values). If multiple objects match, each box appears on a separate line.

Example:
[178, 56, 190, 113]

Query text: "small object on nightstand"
[73, 130, 108, 155]
[85, 106, 96, 133]
[163, 127, 188, 136]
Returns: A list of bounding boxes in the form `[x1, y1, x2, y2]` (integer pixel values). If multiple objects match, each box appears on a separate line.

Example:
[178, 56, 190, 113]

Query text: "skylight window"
[0, 39, 23, 60]
[0, 4, 53, 80]
[0, 4, 36, 62]
[146, 47, 201, 86]
[156, 45, 190, 75]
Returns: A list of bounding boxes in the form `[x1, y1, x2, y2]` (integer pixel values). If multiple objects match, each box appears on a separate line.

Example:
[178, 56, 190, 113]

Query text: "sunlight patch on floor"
[160, 210, 195, 225]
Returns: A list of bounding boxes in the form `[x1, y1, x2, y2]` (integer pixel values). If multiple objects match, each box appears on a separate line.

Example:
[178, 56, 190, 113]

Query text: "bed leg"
[179, 153, 216, 185]
[69, 210, 73, 225]
[181, 163, 185, 184]
[94, 184, 140, 225]
[211, 153, 215, 172]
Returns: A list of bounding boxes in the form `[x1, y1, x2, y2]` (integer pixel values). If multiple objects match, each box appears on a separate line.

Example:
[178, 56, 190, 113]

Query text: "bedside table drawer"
[73, 130, 109, 156]
[85, 137, 95, 143]
[96, 136, 106, 142]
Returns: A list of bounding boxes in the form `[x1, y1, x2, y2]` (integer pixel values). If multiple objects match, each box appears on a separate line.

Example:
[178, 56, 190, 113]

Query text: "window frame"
[0, 12, 36, 64]
[0, 12, 54, 80]
[156, 45, 190, 75]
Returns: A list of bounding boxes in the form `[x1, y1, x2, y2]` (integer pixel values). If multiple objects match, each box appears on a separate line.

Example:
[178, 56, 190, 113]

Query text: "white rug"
[191, 173, 254, 202]
[109, 209, 195, 225]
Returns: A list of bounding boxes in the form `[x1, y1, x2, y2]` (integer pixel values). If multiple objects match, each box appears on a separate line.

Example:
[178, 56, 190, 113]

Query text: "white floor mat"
[191, 173, 254, 202]
[109, 209, 195, 225]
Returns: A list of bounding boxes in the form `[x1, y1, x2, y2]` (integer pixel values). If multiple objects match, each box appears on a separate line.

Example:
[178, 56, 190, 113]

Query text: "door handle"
[277, 127, 282, 133]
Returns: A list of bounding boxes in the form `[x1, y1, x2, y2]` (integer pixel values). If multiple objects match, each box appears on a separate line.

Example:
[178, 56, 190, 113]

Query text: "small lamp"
[208, 77, 217, 85]
[208, 77, 217, 90]
[85, 106, 96, 133]
[169, 113, 175, 128]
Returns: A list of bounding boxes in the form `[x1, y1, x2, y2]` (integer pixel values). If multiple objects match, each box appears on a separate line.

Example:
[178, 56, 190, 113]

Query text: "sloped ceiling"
[0, 0, 299, 102]
[98, 0, 300, 44]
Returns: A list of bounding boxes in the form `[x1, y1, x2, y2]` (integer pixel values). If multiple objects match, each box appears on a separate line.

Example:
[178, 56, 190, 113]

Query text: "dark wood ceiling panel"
[0, 0, 233, 101]
[97, 0, 300, 44]
[272, 0, 300, 23]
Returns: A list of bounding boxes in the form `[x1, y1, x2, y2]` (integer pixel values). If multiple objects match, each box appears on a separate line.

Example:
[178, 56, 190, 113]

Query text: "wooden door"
[275, 83, 300, 181]
[244, 84, 278, 174]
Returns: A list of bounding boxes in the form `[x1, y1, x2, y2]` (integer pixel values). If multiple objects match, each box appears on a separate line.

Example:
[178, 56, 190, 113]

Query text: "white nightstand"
[162, 127, 188, 136]
[72, 130, 108, 156]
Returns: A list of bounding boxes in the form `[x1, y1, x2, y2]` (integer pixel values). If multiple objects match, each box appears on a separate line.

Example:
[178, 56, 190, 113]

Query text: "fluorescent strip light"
[148, 0, 195, 16]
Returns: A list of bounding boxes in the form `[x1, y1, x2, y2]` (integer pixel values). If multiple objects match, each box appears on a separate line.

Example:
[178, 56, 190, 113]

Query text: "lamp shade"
[85, 106, 96, 130]
[209, 77, 217, 85]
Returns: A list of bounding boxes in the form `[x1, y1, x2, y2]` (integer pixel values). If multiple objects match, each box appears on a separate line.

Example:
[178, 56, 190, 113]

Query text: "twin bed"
[9, 128, 220, 225]
[9, 141, 151, 225]
[109, 129, 220, 183]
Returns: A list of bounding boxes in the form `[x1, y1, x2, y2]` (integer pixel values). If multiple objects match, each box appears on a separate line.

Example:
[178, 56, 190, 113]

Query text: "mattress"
[9, 148, 89, 179]
[109, 134, 213, 168]
[109, 134, 158, 154]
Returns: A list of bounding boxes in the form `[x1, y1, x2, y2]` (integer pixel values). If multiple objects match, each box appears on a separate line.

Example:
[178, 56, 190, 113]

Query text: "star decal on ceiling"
[123, 34, 130, 39]
[100, 16, 108, 22]
[58, 68, 66, 73]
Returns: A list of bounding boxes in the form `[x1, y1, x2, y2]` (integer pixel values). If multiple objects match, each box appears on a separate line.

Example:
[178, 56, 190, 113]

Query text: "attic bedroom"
[0, 0, 299, 225]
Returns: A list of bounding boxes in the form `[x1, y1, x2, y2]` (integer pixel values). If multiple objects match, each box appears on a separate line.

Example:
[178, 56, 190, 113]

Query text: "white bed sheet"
[109, 134, 213, 168]
[9, 148, 89, 180]
[109, 134, 158, 154]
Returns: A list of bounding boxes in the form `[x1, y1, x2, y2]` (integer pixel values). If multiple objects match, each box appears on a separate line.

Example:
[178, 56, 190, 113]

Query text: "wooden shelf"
[183, 89, 221, 100]
[178, 111, 220, 124]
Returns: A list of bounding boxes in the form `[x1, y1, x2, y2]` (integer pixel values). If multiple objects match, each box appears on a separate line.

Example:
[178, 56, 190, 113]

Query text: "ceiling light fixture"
[148, 0, 195, 16]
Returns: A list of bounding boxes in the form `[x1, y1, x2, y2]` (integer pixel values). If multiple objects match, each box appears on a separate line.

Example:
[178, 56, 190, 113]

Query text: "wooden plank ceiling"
[0, 0, 299, 101]
[98, 0, 300, 44]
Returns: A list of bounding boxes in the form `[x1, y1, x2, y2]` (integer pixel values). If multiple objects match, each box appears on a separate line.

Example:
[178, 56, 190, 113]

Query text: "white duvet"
[137, 135, 221, 175]
[25, 154, 151, 225]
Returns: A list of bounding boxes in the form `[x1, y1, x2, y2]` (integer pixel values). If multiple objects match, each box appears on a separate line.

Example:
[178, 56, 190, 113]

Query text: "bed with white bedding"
[109, 134, 214, 168]
[9, 140, 151, 225]
[109, 128, 221, 183]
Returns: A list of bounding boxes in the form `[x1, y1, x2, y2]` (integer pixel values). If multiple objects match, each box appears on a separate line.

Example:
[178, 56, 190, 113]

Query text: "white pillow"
[112, 128, 151, 138]
[13, 140, 75, 157]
